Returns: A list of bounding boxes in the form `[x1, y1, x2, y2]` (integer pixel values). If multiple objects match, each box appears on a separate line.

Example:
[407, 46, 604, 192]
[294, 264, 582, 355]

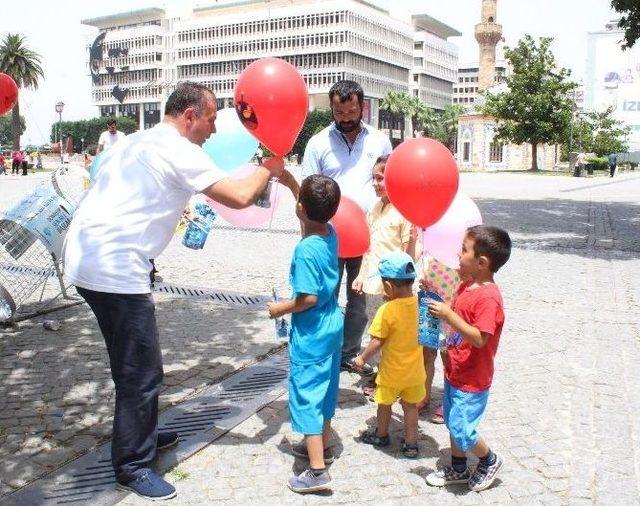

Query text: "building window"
[463, 142, 471, 162]
[489, 142, 503, 162]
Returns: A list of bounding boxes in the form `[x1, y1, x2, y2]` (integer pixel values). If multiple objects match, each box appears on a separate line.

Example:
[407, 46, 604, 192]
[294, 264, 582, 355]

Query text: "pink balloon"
[205, 164, 281, 227]
[421, 192, 482, 269]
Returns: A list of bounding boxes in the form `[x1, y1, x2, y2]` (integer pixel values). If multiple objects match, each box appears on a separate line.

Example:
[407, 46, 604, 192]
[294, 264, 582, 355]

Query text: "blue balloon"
[202, 108, 259, 172]
[89, 151, 106, 181]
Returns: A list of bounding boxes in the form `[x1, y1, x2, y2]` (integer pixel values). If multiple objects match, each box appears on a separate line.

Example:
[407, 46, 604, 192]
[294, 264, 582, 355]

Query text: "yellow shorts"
[374, 383, 426, 405]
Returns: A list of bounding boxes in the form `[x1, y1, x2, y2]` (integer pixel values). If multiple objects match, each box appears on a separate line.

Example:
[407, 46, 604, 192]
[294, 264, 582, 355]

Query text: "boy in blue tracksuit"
[268, 174, 344, 494]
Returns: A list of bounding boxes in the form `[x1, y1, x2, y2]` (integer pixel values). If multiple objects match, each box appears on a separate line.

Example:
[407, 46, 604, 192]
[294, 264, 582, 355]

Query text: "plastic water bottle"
[255, 178, 276, 208]
[418, 289, 443, 349]
[272, 288, 289, 340]
[182, 203, 217, 250]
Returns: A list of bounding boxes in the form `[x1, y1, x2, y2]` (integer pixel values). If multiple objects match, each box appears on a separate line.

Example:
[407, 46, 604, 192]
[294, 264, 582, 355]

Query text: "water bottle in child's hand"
[418, 288, 443, 349]
[272, 288, 289, 340]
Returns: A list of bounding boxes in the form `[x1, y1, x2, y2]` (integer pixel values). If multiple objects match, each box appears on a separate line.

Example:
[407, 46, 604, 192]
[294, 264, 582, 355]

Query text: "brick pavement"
[1, 171, 640, 504]
[120, 172, 640, 505]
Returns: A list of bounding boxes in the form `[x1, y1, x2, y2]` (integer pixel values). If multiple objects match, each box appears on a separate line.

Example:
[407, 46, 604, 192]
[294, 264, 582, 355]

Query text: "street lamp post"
[55, 101, 65, 164]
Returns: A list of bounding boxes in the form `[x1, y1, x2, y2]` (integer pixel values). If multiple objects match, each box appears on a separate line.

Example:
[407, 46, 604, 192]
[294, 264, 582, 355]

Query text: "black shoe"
[157, 431, 179, 450]
[340, 358, 375, 377]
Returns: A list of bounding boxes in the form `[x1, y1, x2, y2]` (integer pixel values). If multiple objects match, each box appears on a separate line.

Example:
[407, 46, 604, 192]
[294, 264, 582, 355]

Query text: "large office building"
[452, 45, 508, 108]
[411, 15, 460, 110]
[82, 0, 459, 133]
[586, 20, 640, 151]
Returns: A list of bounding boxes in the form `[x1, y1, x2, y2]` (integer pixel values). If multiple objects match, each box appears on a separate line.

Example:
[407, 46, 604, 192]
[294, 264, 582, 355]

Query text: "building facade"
[452, 56, 508, 107]
[411, 15, 459, 111]
[454, 0, 558, 171]
[586, 20, 640, 151]
[82, 0, 458, 132]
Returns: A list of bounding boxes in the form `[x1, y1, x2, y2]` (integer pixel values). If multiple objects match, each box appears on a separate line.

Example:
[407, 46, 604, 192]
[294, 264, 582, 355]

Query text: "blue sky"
[0, 0, 618, 144]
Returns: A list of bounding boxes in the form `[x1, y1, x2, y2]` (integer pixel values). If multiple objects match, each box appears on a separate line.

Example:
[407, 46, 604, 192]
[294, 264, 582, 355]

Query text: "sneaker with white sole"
[425, 465, 471, 487]
[116, 469, 176, 501]
[287, 468, 331, 493]
[468, 453, 503, 492]
[290, 441, 335, 464]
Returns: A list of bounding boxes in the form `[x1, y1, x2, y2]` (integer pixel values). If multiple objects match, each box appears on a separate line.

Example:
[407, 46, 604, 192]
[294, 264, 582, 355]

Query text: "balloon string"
[420, 227, 426, 276]
[267, 177, 279, 231]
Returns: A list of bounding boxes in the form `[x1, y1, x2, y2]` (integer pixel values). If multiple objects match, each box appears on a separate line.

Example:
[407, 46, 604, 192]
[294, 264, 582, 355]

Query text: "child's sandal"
[359, 427, 390, 447]
[400, 439, 419, 459]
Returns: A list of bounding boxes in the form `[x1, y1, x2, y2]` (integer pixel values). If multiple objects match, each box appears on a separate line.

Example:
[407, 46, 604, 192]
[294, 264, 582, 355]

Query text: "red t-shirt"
[444, 280, 504, 392]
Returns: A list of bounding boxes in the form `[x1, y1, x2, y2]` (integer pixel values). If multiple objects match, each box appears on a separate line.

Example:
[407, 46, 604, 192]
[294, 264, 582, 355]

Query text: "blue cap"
[378, 251, 416, 280]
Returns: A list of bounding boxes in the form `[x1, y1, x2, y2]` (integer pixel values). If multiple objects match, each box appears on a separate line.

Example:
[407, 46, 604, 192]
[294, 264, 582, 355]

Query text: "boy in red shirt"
[424, 225, 511, 492]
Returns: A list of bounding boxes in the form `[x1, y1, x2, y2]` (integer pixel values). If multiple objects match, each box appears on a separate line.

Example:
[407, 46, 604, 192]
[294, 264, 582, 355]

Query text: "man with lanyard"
[302, 80, 392, 376]
[63, 82, 286, 501]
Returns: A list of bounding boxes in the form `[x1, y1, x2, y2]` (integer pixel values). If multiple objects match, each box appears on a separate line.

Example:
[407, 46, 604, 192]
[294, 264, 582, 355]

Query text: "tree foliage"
[578, 107, 629, 156]
[612, 0, 640, 49]
[50, 116, 139, 153]
[418, 104, 465, 151]
[380, 90, 410, 142]
[292, 108, 333, 160]
[0, 114, 25, 149]
[480, 35, 577, 170]
[0, 34, 44, 150]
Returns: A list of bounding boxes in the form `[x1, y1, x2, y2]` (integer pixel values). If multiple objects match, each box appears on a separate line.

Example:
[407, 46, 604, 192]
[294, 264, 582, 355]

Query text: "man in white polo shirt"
[302, 80, 392, 376]
[64, 82, 285, 501]
[97, 117, 126, 153]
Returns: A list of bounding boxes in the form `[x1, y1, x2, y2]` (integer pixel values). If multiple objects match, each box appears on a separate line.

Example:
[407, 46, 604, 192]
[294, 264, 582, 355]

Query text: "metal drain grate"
[4, 350, 289, 505]
[0, 263, 56, 278]
[152, 282, 267, 307]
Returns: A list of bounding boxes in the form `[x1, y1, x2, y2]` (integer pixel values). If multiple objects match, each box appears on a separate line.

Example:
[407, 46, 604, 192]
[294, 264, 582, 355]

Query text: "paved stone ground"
[2, 169, 640, 504]
[124, 170, 640, 505]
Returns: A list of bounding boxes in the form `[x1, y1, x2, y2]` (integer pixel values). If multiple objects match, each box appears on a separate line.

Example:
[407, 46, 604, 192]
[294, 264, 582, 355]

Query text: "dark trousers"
[336, 257, 367, 362]
[76, 287, 163, 483]
[609, 164, 616, 177]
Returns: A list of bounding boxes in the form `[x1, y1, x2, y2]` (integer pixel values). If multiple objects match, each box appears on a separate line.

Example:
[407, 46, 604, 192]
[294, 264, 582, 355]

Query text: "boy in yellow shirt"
[354, 251, 425, 458]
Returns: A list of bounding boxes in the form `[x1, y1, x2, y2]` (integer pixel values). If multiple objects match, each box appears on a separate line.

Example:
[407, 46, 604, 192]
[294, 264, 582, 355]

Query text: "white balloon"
[422, 192, 482, 269]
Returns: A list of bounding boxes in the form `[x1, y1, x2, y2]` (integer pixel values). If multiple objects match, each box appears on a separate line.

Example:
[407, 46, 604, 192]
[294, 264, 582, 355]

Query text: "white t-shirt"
[302, 122, 392, 211]
[98, 129, 126, 151]
[63, 123, 225, 294]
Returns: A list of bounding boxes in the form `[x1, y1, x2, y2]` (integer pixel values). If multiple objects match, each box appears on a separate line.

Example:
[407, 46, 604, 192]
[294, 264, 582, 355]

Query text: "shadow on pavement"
[476, 197, 640, 260]
[0, 295, 278, 494]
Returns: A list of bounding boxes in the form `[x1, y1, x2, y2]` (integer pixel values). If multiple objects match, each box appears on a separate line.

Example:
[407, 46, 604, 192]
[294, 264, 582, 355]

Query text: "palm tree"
[406, 95, 427, 138]
[439, 104, 465, 151]
[380, 91, 405, 142]
[0, 34, 44, 150]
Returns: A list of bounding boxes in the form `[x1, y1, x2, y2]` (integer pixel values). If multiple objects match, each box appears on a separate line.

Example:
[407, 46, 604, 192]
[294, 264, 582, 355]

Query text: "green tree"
[415, 104, 464, 152]
[0, 114, 25, 148]
[50, 116, 138, 153]
[380, 90, 412, 142]
[586, 107, 629, 156]
[480, 35, 576, 170]
[0, 34, 44, 150]
[405, 95, 427, 138]
[291, 109, 333, 161]
[612, 0, 640, 49]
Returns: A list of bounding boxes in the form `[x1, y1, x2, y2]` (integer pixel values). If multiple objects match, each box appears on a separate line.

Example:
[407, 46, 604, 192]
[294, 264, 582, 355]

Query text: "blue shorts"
[443, 379, 490, 452]
[289, 351, 341, 435]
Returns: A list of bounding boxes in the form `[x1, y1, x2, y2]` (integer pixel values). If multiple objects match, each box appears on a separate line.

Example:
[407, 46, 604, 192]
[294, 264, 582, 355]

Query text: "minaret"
[474, 0, 502, 91]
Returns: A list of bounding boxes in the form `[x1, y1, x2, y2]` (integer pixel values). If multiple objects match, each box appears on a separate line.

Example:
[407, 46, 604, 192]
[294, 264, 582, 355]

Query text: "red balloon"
[0, 73, 18, 116]
[234, 58, 308, 156]
[385, 137, 459, 228]
[331, 196, 370, 259]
